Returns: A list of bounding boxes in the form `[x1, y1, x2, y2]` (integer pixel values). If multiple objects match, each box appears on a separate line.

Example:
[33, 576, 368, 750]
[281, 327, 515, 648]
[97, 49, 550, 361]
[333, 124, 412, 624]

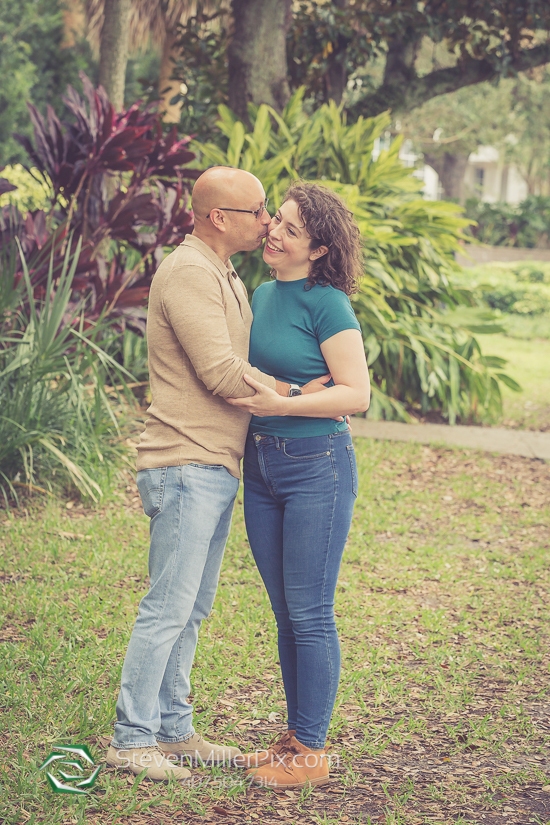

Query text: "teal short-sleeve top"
[248, 277, 361, 438]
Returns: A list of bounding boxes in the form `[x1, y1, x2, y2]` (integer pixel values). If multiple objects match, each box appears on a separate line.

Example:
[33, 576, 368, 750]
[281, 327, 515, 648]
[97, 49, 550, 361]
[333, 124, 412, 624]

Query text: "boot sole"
[159, 749, 239, 767]
[106, 761, 192, 782]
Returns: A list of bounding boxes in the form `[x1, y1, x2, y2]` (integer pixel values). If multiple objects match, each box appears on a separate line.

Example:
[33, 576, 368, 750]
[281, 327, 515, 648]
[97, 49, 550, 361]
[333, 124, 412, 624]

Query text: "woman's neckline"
[274, 276, 308, 286]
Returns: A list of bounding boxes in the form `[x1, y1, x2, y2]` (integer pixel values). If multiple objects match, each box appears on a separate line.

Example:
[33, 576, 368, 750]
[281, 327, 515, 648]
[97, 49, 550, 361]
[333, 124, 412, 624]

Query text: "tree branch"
[351, 41, 550, 120]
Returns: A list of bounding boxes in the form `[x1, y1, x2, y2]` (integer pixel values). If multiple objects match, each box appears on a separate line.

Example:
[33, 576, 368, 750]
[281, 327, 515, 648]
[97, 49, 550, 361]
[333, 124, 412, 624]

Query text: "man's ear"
[309, 245, 329, 261]
[208, 208, 226, 232]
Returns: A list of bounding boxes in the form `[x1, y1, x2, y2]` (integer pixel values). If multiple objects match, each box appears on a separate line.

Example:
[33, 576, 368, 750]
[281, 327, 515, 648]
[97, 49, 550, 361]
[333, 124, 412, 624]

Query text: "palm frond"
[84, 0, 227, 52]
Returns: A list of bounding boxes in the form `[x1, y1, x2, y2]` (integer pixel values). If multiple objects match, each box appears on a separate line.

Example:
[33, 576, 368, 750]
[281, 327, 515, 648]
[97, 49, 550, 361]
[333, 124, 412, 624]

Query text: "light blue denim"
[112, 463, 239, 748]
[243, 430, 357, 750]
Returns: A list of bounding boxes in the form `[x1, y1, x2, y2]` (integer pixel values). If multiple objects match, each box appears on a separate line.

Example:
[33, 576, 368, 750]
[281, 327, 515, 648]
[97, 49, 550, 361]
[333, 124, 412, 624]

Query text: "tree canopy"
[288, 0, 550, 119]
[3, 0, 550, 166]
[399, 64, 550, 200]
[173, 0, 550, 131]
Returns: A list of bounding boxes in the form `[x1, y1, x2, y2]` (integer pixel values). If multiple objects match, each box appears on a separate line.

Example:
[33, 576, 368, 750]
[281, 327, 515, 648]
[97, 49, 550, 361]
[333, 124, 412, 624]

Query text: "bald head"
[192, 167, 264, 220]
[190, 166, 270, 262]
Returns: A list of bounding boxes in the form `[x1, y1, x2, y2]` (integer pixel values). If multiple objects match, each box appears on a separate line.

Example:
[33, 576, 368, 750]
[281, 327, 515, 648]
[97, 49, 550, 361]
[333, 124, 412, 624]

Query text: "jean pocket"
[187, 463, 226, 470]
[282, 437, 331, 461]
[136, 467, 168, 518]
[346, 444, 358, 497]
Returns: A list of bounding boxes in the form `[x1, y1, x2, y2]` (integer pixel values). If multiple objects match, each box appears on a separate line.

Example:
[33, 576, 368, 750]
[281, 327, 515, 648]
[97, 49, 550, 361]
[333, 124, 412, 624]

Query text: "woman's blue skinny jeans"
[243, 429, 358, 750]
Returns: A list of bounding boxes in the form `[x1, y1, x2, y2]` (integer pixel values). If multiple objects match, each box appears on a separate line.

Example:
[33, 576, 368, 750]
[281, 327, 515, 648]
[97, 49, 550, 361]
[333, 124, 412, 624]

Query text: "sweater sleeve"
[162, 265, 277, 398]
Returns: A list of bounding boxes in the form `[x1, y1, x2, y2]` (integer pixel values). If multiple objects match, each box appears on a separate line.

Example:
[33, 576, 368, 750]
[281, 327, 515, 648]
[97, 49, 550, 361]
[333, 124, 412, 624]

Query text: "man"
[106, 167, 323, 781]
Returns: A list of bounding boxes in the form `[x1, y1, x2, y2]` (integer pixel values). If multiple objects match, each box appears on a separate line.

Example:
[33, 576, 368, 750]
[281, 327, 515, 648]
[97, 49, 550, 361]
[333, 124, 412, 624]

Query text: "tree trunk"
[383, 29, 422, 88]
[159, 30, 182, 124]
[98, 0, 132, 111]
[424, 151, 469, 203]
[228, 0, 292, 124]
[323, 0, 348, 106]
[325, 58, 347, 106]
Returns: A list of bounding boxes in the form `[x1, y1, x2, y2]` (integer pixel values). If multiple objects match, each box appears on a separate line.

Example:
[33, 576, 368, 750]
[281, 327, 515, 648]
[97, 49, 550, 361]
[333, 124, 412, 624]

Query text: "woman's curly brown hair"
[282, 181, 362, 295]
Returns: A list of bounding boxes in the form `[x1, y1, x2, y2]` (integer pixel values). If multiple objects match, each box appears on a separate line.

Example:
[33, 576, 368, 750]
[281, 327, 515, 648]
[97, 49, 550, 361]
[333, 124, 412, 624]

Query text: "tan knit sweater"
[136, 235, 276, 478]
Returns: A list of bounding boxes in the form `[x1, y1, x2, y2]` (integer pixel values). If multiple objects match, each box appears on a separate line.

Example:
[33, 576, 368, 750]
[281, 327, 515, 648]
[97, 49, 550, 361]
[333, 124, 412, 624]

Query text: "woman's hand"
[302, 375, 344, 418]
[301, 374, 331, 394]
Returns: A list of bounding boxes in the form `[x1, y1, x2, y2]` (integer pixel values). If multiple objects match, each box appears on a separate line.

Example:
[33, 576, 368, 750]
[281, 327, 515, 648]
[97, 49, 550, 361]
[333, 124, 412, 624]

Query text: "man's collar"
[181, 234, 237, 278]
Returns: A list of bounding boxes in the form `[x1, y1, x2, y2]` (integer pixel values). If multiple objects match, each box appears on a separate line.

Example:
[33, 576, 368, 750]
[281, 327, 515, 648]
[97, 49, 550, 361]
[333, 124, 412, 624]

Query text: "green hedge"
[465, 197, 550, 249]
[454, 262, 550, 315]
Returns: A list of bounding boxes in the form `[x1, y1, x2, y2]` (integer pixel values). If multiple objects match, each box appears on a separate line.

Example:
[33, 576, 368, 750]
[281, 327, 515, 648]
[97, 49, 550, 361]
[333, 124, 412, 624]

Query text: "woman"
[227, 182, 370, 789]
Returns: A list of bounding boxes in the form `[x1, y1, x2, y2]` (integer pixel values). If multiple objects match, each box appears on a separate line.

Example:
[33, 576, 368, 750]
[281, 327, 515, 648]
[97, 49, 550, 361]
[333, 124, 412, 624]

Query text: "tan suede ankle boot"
[234, 729, 296, 769]
[245, 735, 329, 789]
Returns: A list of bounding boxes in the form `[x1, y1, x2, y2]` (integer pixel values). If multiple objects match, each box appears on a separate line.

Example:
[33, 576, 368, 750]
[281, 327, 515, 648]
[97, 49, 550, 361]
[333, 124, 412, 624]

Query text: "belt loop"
[275, 436, 280, 450]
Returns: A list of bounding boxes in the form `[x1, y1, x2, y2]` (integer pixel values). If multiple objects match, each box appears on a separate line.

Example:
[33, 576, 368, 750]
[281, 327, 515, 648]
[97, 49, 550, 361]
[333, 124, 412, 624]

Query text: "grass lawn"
[1, 438, 549, 825]
[477, 333, 550, 432]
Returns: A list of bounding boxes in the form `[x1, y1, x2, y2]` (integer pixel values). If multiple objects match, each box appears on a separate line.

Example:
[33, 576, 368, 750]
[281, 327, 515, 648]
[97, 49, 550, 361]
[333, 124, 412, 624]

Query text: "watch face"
[289, 387, 302, 397]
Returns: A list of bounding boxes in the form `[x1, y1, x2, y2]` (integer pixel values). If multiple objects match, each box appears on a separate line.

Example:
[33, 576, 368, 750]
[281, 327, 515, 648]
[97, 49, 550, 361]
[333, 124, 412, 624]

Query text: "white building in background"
[416, 146, 527, 204]
[412, 164, 441, 200]
[463, 146, 528, 204]
[397, 139, 441, 200]
[376, 135, 527, 204]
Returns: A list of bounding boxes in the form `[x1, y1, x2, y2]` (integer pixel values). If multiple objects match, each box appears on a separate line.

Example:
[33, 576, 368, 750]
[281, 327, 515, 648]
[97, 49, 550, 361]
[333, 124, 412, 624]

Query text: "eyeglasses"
[208, 198, 269, 221]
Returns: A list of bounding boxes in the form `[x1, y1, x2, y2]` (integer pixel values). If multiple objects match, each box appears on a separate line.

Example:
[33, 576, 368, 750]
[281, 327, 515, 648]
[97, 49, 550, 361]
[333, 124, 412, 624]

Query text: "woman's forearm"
[276, 383, 370, 418]
[224, 372, 370, 419]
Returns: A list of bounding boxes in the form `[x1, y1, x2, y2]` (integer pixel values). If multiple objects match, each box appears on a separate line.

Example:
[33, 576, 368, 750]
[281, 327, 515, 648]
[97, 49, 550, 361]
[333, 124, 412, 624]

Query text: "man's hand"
[227, 375, 288, 417]
[226, 374, 345, 421]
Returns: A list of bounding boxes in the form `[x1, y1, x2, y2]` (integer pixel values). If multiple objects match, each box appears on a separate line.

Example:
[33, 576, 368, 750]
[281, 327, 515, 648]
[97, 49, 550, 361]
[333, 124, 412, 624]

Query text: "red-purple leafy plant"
[6, 72, 199, 331]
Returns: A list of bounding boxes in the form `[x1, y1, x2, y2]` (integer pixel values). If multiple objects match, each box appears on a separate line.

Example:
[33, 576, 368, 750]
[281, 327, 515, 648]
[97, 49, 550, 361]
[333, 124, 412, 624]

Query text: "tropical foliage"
[3, 73, 197, 333]
[194, 91, 519, 423]
[0, 239, 133, 504]
[0, 74, 199, 502]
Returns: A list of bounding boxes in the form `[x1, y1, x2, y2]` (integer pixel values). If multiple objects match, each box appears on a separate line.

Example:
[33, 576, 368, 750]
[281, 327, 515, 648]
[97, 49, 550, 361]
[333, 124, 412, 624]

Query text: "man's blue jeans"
[243, 430, 357, 750]
[112, 463, 239, 748]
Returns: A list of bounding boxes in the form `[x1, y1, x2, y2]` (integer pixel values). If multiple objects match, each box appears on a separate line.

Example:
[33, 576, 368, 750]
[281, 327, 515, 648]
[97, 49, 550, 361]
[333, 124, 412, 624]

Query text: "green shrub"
[194, 93, 518, 424]
[502, 314, 550, 340]
[514, 262, 550, 284]
[454, 263, 550, 315]
[0, 240, 133, 504]
[465, 197, 550, 249]
[0, 0, 96, 165]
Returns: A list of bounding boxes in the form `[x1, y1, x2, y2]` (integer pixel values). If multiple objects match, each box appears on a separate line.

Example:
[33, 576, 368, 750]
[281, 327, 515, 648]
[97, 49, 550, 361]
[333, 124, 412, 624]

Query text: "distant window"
[474, 167, 485, 198]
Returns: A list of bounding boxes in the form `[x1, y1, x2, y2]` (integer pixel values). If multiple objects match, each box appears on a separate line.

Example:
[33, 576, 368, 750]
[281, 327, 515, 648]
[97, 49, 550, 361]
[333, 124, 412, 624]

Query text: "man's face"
[224, 179, 271, 253]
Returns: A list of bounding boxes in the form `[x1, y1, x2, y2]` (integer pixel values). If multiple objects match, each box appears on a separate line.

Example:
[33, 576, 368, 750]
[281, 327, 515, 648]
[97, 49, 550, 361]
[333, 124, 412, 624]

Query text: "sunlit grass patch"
[476, 332, 550, 431]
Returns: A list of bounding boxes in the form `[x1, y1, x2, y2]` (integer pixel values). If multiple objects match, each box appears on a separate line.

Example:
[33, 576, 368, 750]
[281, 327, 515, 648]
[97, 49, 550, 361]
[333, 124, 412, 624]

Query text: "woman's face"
[263, 199, 326, 276]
